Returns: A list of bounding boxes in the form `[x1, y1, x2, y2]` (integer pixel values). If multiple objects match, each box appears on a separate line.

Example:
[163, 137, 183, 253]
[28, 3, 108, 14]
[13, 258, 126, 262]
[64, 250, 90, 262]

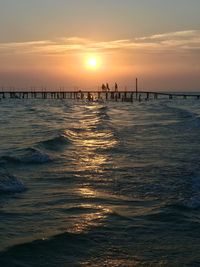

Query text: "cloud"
[137, 30, 198, 40]
[135, 30, 200, 51]
[0, 30, 200, 56]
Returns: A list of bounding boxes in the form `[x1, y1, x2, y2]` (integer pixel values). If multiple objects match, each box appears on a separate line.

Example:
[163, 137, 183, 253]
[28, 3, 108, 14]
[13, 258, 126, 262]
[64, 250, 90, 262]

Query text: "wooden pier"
[0, 90, 200, 102]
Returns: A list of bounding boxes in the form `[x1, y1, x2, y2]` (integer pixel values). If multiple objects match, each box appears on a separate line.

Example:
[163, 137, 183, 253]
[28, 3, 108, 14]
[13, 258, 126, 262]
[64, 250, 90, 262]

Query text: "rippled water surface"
[0, 98, 200, 266]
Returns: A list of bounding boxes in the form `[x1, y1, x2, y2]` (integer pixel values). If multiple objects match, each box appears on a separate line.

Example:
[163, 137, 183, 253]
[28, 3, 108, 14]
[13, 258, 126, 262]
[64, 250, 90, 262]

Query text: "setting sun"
[86, 57, 99, 70]
[88, 58, 97, 67]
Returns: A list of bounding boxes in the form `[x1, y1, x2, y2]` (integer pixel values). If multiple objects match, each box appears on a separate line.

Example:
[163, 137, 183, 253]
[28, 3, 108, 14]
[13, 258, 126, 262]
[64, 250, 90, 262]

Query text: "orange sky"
[0, 1, 200, 91]
[0, 31, 199, 91]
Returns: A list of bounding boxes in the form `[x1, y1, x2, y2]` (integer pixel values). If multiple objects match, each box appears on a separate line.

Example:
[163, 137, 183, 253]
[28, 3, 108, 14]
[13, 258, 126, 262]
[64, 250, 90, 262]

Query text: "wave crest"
[1, 148, 52, 164]
[39, 133, 71, 150]
[0, 173, 26, 194]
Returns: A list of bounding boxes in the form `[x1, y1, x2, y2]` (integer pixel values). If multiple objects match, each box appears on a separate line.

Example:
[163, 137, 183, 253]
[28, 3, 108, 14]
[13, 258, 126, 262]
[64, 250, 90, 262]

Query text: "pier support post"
[136, 78, 138, 100]
[124, 92, 127, 101]
[130, 93, 133, 102]
[154, 93, 158, 100]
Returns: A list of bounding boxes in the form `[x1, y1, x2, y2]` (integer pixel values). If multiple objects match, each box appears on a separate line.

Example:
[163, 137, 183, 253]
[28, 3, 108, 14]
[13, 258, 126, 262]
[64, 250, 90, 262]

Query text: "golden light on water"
[61, 105, 119, 235]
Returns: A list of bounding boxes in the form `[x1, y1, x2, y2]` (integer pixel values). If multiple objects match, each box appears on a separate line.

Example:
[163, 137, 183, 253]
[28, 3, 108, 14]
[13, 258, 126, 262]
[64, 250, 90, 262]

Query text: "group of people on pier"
[101, 83, 118, 92]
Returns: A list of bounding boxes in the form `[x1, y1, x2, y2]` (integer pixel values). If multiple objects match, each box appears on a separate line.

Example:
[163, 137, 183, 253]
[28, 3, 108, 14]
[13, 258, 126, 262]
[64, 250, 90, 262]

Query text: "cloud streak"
[0, 30, 200, 56]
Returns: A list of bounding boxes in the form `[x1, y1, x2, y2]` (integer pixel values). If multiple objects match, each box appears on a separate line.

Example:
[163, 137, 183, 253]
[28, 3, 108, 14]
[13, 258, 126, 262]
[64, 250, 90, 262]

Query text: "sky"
[0, 0, 200, 91]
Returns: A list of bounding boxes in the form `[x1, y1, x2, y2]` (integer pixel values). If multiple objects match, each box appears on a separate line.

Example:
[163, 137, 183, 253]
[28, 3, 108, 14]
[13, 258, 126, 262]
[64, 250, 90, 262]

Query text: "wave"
[181, 176, 200, 209]
[184, 116, 200, 131]
[145, 103, 200, 131]
[0, 173, 26, 194]
[0, 231, 92, 266]
[0, 209, 132, 266]
[163, 103, 198, 119]
[182, 195, 200, 209]
[1, 148, 52, 164]
[38, 133, 71, 150]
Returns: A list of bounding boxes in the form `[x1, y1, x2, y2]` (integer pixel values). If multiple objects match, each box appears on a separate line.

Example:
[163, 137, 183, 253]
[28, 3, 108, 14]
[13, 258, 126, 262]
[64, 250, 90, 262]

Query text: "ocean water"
[0, 98, 200, 266]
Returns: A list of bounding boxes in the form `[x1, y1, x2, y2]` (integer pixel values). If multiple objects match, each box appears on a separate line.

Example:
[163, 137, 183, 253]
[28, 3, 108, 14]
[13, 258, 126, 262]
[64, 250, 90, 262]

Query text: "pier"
[0, 90, 200, 102]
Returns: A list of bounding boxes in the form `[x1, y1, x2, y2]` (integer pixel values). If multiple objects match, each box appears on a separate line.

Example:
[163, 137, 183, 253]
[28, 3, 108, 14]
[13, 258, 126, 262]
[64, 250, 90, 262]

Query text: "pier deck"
[0, 90, 200, 101]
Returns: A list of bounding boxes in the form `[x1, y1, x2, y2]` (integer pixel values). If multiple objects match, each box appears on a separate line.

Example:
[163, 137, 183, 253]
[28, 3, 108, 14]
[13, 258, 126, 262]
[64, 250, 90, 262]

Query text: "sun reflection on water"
[62, 103, 118, 234]
[78, 187, 97, 198]
[69, 211, 105, 234]
[63, 103, 118, 174]
[67, 203, 111, 234]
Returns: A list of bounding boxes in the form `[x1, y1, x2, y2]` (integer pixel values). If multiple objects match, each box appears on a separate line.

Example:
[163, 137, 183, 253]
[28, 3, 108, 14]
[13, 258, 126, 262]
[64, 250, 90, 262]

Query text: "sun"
[86, 57, 98, 69]
[88, 58, 97, 67]
[85, 55, 102, 70]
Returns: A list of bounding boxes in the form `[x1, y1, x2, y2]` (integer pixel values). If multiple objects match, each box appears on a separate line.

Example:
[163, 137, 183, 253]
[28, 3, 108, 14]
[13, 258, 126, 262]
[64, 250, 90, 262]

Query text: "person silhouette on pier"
[115, 82, 118, 92]
[106, 83, 110, 92]
[102, 83, 106, 92]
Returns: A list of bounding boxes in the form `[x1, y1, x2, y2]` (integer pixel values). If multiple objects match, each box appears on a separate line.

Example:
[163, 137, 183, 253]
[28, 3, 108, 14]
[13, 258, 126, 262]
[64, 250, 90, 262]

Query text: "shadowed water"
[0, 98, 200, 266]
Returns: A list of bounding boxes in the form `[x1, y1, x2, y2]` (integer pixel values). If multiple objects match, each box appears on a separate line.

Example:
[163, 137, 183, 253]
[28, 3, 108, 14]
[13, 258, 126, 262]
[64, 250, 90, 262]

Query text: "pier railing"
[0, 90, 200, 101]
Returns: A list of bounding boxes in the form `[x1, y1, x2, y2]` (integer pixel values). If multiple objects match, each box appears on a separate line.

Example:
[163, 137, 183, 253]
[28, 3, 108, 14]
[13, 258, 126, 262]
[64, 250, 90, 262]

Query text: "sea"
[0, 96, 200, 267]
